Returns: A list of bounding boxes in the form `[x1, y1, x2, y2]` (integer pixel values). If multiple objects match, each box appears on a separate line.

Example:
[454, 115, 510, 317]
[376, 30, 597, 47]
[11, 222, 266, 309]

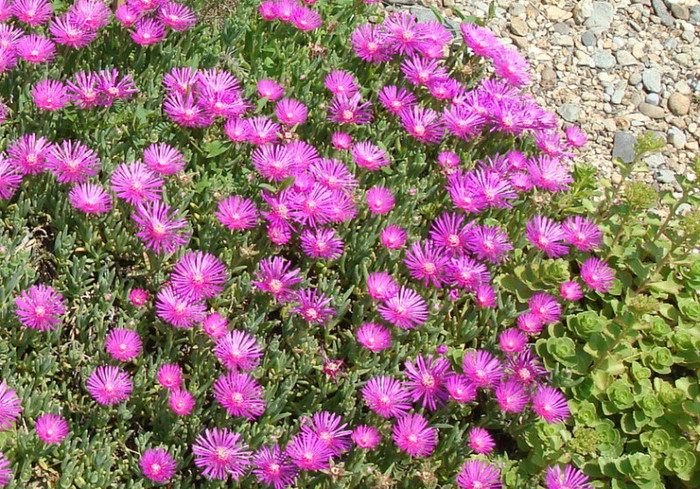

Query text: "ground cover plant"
[0, 0, 697, 488]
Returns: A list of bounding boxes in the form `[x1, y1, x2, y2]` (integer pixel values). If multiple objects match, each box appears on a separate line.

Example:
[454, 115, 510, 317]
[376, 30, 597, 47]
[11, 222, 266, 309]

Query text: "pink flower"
[400, 106, 443, 144]
[115, 4, 141, 26]
[352, 426, 381, 449]
[560, 281, 583, 301]
[202, 312, 230, 338]
[70, 0, 111, 30]
[517, 312, 544, 335]
[356, 323, 392, 352]
[0, 158, 22, 200]
[286, 433, 333, 471]
[531, 386, 570, 423]
[456, 459, 502, 489]
[383, 11, 426, 57]
[158, 1, 196, 31]
[367, 272, 398, 301]
[404, 240, 450, 288]
[32, 80, 70, 111]
[46, 140, 101, 184]
[155, 286, 206, 328]
[525, 216, 568, 258]
[252, 445, 298, 489]
[447, 257, 490, 292]
[86, 366, 132, 405]
[300, 411, 352, 456]
[291, 288, 335, 325]
[493, 46, 532, 87]
[132, 18, 166, 45]
[474, 283, 497, 308]
[257, 79, 284, 100]
[172, 251, 227, 301]
[366, 186, 394, 214]
[214, 330, 262, 371]
[352, 141, 390, 171]
[381, 225, 407, 249]
[468, 427, 495, 455]
[0, 382, 22, 431]
[324, 70, 359, 97]
[562, 216, 603, 252]
[15, 284, 65, 331]
[143, 143, 186, 174]
[68, 183, 112, 214]
[111, 162, 163, 205]
[16, 34, 55, 63]
[462, 350, 503, 389]
[446, 375, 477, 403]
[157, 364, 182, 390]
[213, 372, 266, 419]
[0, 452, 10, 486]
[494, 379, 528, 413]
[528, 292, 562, 324]
[11, 0, 53, 26]
[50, 14, 97, 48]
[96, 69, 139, 106]
[460, 23, 501, 58]
[276, 98, 307, 126]
[403, 354, 451, 410]
[132, 201, 190, 253]
[290, 5, 321, 30]
[169, 389, 195, 415]
[35, 414, 69, 444]
[465, 225, 512, 264]
[331, 131, 352, 150]
[378, 286, 428, 329]
[362, 376, 411, 418]
[192, 427, 252, 481]
[140, 448, 177, 483]
[392, 413, 437, 457]
[105, 329, 142, 362]
[580, 257, 615, 293]
[129, 288, 149, 306]
[251, 256, 302, 304]
[300, 228, 344, 260]
[6, 133, 52, 175]
[378, 85, 417, 115]
[545, 465, 592, 489]
[327, 93, 373, 125]
[498, 328, 528, 354]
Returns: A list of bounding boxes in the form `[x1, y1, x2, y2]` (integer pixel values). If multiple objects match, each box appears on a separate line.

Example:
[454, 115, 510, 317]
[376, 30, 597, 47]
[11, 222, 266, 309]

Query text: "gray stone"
[668, 92, 691, 115]
[675, 80, 692, 95]
[593, 49, 616, 69]
[509, 17, 529, 36]
[664, 37, 678, 50]
[644, 153, 665, 169]
[656, 169, 677, 185]
[541, 67, 558, 83]
[651, 0, 674, 26]
[616, 50, 637, 66]
[639, 102, 666, 118]
[509, 3, 526, 17]
[612, 131, 636, 163]
[645, 93, 660, 105]
[584, 1, 615, 29]
[671, 4, 690, 21]
[642, 68, 662, 93]
[612, 85, 626, 104]
[581, 30, 596, 47]
[691, 5, 700, 25]
[557, 103, 581, 122]
[668, 127, 687, 149]
[552, 22, 570, 35]
[629, 72, 642, 85]
[410, 6, 438, 23]
[681, 25, 695, 43]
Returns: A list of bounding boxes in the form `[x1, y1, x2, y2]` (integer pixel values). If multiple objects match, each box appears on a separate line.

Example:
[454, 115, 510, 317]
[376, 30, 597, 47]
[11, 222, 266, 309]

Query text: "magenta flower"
[532, 386, 570, 423]
[16, 34, 55, 63]
[169, 389, 195, 415]
[192, 427, 252, 481]
[291, 6, 321, 30]
[35, 414, 69, 444]
[7, 134, 52, 175]
[362, 376, 411, 418]
[461, 23, 501, 58]
[468, 169, 517, 209]
[526, 156, 573, 193]
[498, 328, 528, 354]
[367, 272, 398, 301]
[493, 47, 532, 87]
[86, 366, 132, 405]
[214, 196, 257, 231]
[158, 2, 196, 31]
[252, 144, 297, 182]
[105, 328, 142, 362]
[468, 427, 495, 455]
[257, 79, 284, 100]
[404, 240, 450, 288]
[68, 183, 112, 214]
[164, 92, 212, 128]
[525, 216, 568, 258]
[129, 288, 149, 306]
[0, 158, 22, 200]
[351, 141, 390, 171]
[528, 292, 562, 325]
[378, 286, 428, 330]
[132, 201, 190, 253]
[70, 0, 111, 30]
[66, 71, 100, 109]
[559, 281, 583, 301]
[446, 375, 477, 403]
[465, 225, 512, 264]
[494, 379, 528, 413]
[507, 350, 548, 385]
[171, 251, 227, 301]
[0, 452, 11, 486]
[246, 116, 281, 145]
[201, 312, 229, 338]
[517, 311, 544, 335]
[545, 465, 592, 489]
[115, 4, 141, 26]
[562, 216, 603, 251]
[352, 426, 382, 449]
[46, 140, 100, 184]
[331, 131, 352, 150]
[140, 448, 177, 483]
[383, 11, 426, 56]
[300, 228, 344, 260]
[430, 212, 471, 256]
[400, 106, 443, 144]
[324, 70, 358, 97]
[308, 159, 357, 192]
[401, 55, 448, 87]
[301, 411, 352, 456]
[381, 225, 407, 250]
[15, 284, 65, 331]
[366, 186, 394, 215]
[214, 330, 262, 371]
[132, 18, 166, 45]
[251, 256, 302, 304]
[96, 69, 139, 106]
[110, 162, 163, 205]
[163, 67, 197, 94]
[392, 413, 437, 458]
[286, 433, 333, 471]
[276, 98, 308, 126]
[462, 350, 503, 390]
[580, 257, 615, 292]
[456, 459, 502, 489]
[224, 118, 250, 142]
[213, 371, 266, 419]
[11, 0, 53, 26]
[356, 323, 392, 352]
[565, 127, 588, 148]
[252, 445, 299, 489]
[474, 283, 497, 308]
[32, 80, 70, 111]
[447, 257, 491, 292]
[351, 23, 393, 63]
[155, 286, 206, 328]
[291, 288, 334, 325]
[378, 85, 417, 115]
[157, 364, 182, 390]
[0, 2, 11, 22]
[143, 142, 186, 174]
[327, 93, 373, 125]
[403, 354, 451, 410]
[0, 383, 21, 431]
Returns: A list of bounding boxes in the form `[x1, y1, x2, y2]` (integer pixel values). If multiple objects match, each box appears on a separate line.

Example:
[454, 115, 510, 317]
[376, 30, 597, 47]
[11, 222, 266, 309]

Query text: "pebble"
[644, 153, 665, 169]
[552, 22, 570, 35]
[616, 50, 637, 66]
[642, 68, 662, 93]
[581, 30, 597, 46]
[557, 103, 581, 122]
[584, 1, 615, 29]
[671, 4, 690, 21]
[546, 5, 571, 21]
[651, 0, 674, 27]
[691, 5, 700, 25]
[541, 67, 558, 83]
[668, 92, 691, 116]
[667, 127, 687, 149]
[593, 49, 616, 68]
[656, 169, 677, 184]
[629, 72, 642, 85]
[510, 17, 529, 36]
[612, 131, 637, 163]
[675, 80, 692, 95]
[638, 102, 666, 118]
[645, 93, 660, 105]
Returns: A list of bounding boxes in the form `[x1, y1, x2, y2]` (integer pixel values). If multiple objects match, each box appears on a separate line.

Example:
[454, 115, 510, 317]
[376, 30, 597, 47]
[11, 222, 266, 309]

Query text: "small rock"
[681, 25, 695, 43]
[509, 17, 529, 36]
[547, 5, 572, 21]
[651, 0, 674, 26]
[671, 4, 690, 21]
[639, 102, 666, 118]
[642, 68, 662, 93]
[667, 127, 687, 149]
[644, 153, 665, 169]
[511, 35, 529, 50]
[554, 35, 574, 46]
[645, 93, 660, 105]
[612, 131, 636, 163]
[629, 72, 642, 85]
[557, 103, 581, 123]
[552, 22, 570, 35]
[632, 42, 645, 59]
[410, 6, 439, 23]
[656, 169, 677, 185]
[584, 1, 615, 29]
[664, 37, 678, 51]
[691, 5, 700, 25]
[581, 30, 597, 47]
[616, 50, 637, 66]
[668, 92, 691, 116]
[678, 203, 692, 214]
[593, 49, 616, 68]
[675, 80, 692, 95]
[509, 3, 526, 17]
[541, 67, 558, 83]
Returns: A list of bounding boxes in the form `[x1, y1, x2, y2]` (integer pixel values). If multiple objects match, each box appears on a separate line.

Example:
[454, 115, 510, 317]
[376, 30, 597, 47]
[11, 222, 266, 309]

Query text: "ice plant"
[462, 350, 503, 390]
[110, 162, 163, 205]
[580, 257, 615, 293]
[285, 433, 333, 471]
[129, 288, 149, 306]
[381, 224, 407, 249]
[356, 322, 392, 352]
[6, 133, 52, 175]
[213, 372, 266, 419]
[0, 158, 22, 200]
[0, 452, 10, 486]
[171, 251, 227, 301]
[32, 79, 70, 111]
[216, 196, 258, 230]
[213, 330, 263, 371]
[352, 426, 381, 449]
[392, 413, 437, 457]
[378, 286, 429, 329]
[86, 366, 133, 405]
[545, 464, 592, 489]
[252, 445, 299, 489]
[559, 281, 583, 301]
[46, 140, 101, 184]
[0, 383, 21, 431]
[132, 201, 190, 254]
[362, 376, 412, 418]
[105, 329, 142, 362]
[467, 427, 495, 455]
[143, 143, 186, 174]
[155, 286, 206, 328]
[169, 389, 195, 415]
[366, 272, 398, 301]
[291, 288, 335, 325]
[251, 256, 302, 304]
[68, 183, 113, 214]
[157, 364, 182, 390]
[525, 216, 569, 258]
[456, 459, 502, 489]
[202, 312, 230, 338]
[403, 354, 451, 410]
[366, 186, 395, 214]
[301, 411, 352, 456]
[192, 427, 252, 481]
[16, 34, 55, 63]
[140, 448, 177, 483]
[531, 386, 570, 423]
[15, 284, 66, 331]
[35, 414, 69, 444]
